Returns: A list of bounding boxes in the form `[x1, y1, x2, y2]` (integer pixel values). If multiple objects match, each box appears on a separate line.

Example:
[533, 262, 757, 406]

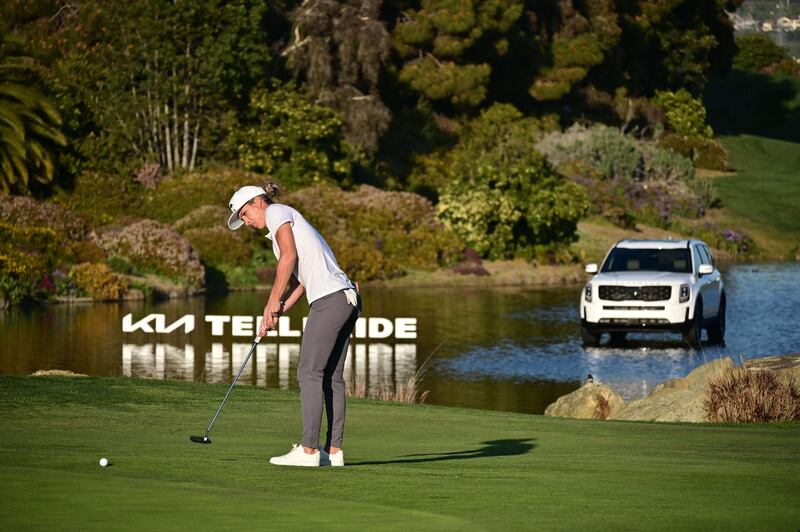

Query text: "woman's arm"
[261, 223, 297, 335]
[282, 275, 305, 313]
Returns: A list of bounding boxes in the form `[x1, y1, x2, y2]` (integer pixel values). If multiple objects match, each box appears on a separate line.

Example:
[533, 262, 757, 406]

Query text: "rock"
[611, 358, 735, 422]
[544, 383, 625, 420]
[31, 370, 88, 377]
[744, 354, 800, 387]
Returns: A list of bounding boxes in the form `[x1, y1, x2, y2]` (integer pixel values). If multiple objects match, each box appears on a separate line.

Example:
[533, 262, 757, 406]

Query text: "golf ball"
[99, 457, 109, 467]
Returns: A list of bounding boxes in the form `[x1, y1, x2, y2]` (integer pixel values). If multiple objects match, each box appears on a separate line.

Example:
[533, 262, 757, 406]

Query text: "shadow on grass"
[349, 438, 536, 466]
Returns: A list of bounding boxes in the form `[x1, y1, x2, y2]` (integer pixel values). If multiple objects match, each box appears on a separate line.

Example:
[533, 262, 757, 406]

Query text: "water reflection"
[1, 263, 799, 415]
[120, 341, 417, 394]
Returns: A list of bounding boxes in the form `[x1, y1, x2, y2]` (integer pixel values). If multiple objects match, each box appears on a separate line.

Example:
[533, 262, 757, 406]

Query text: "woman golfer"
[227, 183, 361, 467]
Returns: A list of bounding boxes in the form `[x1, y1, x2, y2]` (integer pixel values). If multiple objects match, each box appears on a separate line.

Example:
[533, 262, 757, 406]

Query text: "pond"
[1, 263, 798, 414]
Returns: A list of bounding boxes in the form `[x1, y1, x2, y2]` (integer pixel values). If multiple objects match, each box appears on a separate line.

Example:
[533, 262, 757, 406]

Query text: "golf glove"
[344, 288, 358, 307]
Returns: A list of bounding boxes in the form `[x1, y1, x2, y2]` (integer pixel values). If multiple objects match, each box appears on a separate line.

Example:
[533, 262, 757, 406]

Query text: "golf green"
[1, 376, 798, 530]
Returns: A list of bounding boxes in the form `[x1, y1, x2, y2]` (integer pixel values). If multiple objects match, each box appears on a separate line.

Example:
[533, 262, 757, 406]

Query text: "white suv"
[580, 239, 726, 347]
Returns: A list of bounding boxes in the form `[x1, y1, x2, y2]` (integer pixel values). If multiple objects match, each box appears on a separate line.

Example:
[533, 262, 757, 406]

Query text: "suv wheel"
[581, 325, 600, 347]
[707, 294, 726, 345]
[683, 299, 703, 348]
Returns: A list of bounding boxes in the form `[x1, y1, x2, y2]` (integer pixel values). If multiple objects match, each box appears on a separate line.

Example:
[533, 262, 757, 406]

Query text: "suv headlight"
[584, 283, 592, 302]
[679, 284, 690, 303]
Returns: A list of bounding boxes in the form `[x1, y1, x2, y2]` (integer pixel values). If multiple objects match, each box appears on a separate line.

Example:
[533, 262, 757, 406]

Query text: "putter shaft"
[202, 335, 262, 437]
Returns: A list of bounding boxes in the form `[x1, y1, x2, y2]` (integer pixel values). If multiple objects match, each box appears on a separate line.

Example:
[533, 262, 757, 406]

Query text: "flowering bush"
[96, 220, 205, 288]
[0, 195, 88, 239]
[71, 262, 128, 300]
[0, 222, 66, 303]
[537, 124, 717, 227]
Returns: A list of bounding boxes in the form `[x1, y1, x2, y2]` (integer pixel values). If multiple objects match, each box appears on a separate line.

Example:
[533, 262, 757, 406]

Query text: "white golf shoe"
[319, 449, 344, 467]
[269, 444, 320, 467]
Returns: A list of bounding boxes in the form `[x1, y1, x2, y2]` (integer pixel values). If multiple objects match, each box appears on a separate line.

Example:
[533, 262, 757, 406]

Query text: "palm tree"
[0, 32, 66, 194]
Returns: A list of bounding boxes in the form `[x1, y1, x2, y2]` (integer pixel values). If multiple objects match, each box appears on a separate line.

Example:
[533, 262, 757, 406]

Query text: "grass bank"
[1, 376, 798, 530]
[712, 135, 800, 259]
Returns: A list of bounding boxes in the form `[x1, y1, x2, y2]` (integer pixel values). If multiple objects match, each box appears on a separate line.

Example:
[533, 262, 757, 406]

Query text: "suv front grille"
[598, 285, 672, 302]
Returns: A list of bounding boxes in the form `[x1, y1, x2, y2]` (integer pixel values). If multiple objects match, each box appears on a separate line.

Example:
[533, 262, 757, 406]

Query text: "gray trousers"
[298, 289, 361, 449]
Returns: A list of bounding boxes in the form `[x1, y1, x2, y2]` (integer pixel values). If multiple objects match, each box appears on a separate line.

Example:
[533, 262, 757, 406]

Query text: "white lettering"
[354, 317, 367, 338]
[122, 314, 196, 334]
[205, 315, 230, 336]
[122, 313, 159, 333]
[161, 315, 195, 334]
[123, 314, 419, 339]
[368, 318, 393, 339]
[231, 316, 253, 337]
[394, 318, 417, 339]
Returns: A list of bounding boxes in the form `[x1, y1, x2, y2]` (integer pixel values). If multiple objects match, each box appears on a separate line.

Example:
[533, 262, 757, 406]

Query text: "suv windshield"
[601, 247, 692, 273]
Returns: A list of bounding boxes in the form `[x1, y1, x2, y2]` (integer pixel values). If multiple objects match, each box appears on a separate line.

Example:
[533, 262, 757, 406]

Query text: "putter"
[190, 334, 263, 444]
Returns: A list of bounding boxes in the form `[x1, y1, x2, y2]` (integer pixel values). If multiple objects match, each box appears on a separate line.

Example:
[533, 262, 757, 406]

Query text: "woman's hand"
[259, 298, 283, 336]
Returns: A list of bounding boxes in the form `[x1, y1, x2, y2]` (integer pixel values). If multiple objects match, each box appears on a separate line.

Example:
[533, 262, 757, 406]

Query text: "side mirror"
[698, 264, 713, 276]
[585, 263, 598, 274]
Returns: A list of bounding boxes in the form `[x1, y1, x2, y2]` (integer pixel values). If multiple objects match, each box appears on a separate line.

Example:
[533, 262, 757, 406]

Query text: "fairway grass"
[2, 376, 798, 530]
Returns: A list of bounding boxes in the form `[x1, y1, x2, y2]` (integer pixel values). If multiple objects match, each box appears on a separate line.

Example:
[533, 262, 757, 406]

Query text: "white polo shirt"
[265, 203, 354, 304]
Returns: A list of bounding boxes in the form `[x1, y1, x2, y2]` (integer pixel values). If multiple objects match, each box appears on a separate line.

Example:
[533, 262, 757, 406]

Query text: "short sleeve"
[266, 204, 294, 236]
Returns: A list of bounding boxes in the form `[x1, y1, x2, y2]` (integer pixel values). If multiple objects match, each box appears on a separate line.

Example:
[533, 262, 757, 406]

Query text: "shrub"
[96, 220, 204, 288]
[52, 171, 145, 226]
[106, 255, 136, 275]
[173, 205, 231, 233]
[537, 124, 645, 180]
[70, 262, 128, 300]
[538, 124, 715, 227]
[643, 146, 695, 182]
[433, 105, 590, 260]
[706, 368, 800, 423]
[733, 33, 791, 72]
[142, 168, 261, 223]
[285, 185, 463, 281]
[182, 227, 252, 266]
[654, 89, 713, 139]
[658, 134, 729, 171]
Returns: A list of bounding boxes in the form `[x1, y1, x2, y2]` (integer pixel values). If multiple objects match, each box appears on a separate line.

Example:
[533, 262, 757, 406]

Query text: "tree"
[284, 0, 392, 154]
[236, 83, 352, 188]
[601, 0, 746, 96]
[23, 0, 271, 175]
[392, 0, 524, 108]
[0, 33, 66, 194]
[526, 0, 622, 102]
[733, 33, 791, 71]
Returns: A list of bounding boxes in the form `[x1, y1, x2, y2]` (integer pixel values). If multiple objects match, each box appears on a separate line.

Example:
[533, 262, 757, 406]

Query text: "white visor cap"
[227, 185, 265, 230]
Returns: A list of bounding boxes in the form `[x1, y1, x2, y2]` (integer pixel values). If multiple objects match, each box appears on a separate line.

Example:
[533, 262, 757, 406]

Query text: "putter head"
[189, 435, 211, 444]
